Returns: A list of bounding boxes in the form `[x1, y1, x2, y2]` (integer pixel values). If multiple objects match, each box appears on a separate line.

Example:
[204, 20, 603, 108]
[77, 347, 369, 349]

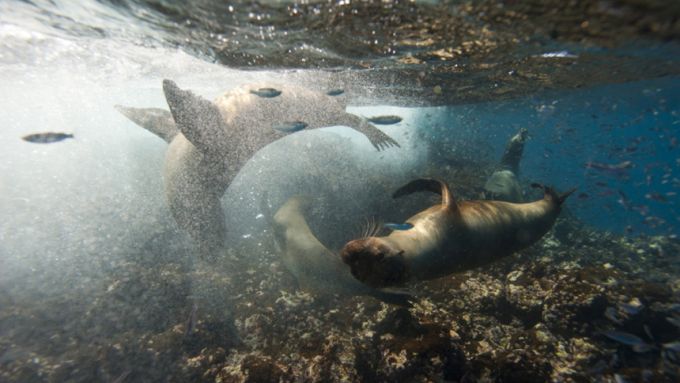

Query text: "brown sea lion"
[483, 127, 528, 202]
[116, 80, 399, 257]
[340, 178, 575, 288]
[271, 196, 412, 306]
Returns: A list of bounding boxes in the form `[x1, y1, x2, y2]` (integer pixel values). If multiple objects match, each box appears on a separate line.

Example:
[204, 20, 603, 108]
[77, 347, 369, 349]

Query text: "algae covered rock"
[542, 267, 609, 336]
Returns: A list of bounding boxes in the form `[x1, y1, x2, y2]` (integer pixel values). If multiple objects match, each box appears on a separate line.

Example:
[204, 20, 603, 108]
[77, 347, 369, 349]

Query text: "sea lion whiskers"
[363, 217, 372, 238]
[353, 217, 368, 239]
[354, 218, 367, 239]
[367, 216, 384, 238]
[356, 216, 383, 239]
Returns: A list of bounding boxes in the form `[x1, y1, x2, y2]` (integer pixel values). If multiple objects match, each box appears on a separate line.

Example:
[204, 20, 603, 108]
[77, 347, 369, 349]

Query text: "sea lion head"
[340, 238, 409, 288]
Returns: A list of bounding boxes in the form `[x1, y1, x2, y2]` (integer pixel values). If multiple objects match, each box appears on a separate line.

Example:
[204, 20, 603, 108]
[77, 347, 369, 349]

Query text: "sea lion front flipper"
[114, 105, 178, 143]
[162, 79, 230, 156]
[340, 114, 400, 151]
[392, 178, 453, 207]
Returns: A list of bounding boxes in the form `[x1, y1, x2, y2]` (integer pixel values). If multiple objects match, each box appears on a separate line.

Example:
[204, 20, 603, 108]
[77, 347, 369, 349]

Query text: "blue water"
[424, 78, 680, 237]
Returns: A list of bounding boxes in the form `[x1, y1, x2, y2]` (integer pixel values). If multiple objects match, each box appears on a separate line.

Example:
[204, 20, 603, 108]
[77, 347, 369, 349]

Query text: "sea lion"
[116, 80, 399, 257]
[483, 128, 528, 203]
[484, 170, 522, 202]
[340, 178, 575, 288]
[271, 196, 411, 306]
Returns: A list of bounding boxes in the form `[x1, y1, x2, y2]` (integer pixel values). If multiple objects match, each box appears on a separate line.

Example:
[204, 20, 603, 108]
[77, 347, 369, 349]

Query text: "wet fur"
[340, 178, 574, 288]
[272, 196, 411, 306]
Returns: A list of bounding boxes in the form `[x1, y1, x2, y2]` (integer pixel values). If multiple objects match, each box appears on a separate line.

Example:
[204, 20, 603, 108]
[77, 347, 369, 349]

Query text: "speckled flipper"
[341, 114, 400, 151]
[114, 105, 178, 143]
[163, 79, 230, 155]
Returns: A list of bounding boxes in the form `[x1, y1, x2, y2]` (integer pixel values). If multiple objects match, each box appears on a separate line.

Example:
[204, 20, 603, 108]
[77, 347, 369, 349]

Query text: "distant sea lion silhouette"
[271, 196, 411, 306]
[484, 127, 528, 202]
[340, 178, 575, 288]
[116, 80, 399, 256]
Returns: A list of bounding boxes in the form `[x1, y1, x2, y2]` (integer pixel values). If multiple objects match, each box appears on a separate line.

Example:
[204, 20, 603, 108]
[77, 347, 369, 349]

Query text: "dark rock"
[241, 355, 286, 383]
[542, 267, 610, 336]
[497, 351, 552, 383]
[373, 308, 424, 337]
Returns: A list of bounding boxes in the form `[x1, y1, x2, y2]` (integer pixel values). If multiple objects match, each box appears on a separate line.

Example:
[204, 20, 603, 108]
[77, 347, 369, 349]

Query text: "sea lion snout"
[340, 239, 408, 288]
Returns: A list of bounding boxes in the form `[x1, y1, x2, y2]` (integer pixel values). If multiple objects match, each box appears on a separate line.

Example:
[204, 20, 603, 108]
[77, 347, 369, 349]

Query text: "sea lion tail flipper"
[273, 196, 313, 224]
[342, 114, 400, 151]
[531, 183, 577, 205]
[557, 188, 577, 204]
[114, 105, 178, 143]
[162, 79, 230, 155]
[272, 195, 316, 244]
[392, 178, 453, 207]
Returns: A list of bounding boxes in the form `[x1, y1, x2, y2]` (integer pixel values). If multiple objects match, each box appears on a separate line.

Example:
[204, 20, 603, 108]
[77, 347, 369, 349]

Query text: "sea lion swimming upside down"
[340, 178, 575, 288]
[116, 81, 399, 257]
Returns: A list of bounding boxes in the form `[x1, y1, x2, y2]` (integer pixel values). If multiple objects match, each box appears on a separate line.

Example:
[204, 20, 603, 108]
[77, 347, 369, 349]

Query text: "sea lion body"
[117, 80, 399, 256]
[483, 128, 528, 203]
[211, 82, 397, 170]
[272, 196, 411, 305]
[340, 178, 574, 288]
[483, 169, 522, 203]
[163, 135, 230, 252]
